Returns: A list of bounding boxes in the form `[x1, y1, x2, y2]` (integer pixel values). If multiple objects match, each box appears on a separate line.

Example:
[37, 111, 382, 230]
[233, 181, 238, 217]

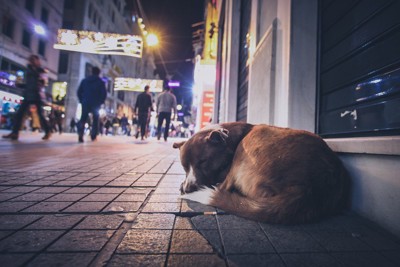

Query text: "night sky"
[132, 0, 205, 107]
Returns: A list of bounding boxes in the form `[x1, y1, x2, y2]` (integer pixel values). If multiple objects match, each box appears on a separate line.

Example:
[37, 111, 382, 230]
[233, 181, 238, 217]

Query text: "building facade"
[0, 0, 63, 128]
[58, 0, 157, 127]
[211, 0, 400, 237]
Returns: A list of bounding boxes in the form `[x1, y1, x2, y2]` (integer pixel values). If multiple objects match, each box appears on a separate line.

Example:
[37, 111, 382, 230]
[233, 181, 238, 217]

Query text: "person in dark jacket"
[134, 85, 153, 140]
[77, 66, 107, 142]
[2, 55, 51, 141]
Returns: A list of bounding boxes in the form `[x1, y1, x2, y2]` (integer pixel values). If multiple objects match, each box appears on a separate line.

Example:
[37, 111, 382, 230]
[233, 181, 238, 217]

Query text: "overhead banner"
[114, 78, 163, 93]
[54, 29, 143, 58]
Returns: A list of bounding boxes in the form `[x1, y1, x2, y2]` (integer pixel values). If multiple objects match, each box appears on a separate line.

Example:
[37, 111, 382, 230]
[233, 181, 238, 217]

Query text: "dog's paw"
[179, 186, 216, 205]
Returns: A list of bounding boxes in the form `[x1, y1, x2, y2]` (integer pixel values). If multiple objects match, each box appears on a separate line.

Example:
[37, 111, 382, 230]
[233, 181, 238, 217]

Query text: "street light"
[146, 33, 159, 46]
[33, 24, 46, 36]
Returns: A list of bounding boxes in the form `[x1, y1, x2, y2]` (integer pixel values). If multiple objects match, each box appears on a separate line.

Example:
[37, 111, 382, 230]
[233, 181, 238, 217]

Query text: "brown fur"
[174, 122, 350, 224]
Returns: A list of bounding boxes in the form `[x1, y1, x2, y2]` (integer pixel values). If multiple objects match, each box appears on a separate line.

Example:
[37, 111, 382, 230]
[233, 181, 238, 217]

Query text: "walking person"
[134, 85, 153, 140]
[77, 66, 107, 143]
[156, 87, 177, 141]
[2, 55, 51, 141]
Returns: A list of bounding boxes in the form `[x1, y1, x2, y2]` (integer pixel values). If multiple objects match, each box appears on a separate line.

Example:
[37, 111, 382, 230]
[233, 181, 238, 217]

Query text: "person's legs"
[33, 102, 52, 140]
[91, 107, 99, 140]
[163, 112, 171, 141]
[77, 105, 90, 142]
[157, 113, 164, 140]
[139, 112, 147, 139]
[11, 101, 30, 134]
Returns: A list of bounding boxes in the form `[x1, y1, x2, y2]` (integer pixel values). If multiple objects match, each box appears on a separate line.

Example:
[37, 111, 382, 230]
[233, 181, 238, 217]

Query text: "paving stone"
[218, 215, 259, 229]
[104, 201, 142, 212]
[381, 251, 400, 266]
[23, 202, 73, 213]
[79, 180, 110, 186]
[62, 201, 109, 213]
[157, 181, 182, 188]
[93, 187, 126, 194]
[108, 254, 166, 267]
[47, 230, 115, 252]
[281, 253, 342, 267]
[27, 252, 97, 267]
[220, 229, 275, 254]
[0, 231, 13, 239]
[148, 194, 180, 203]
[262, 226, 325, 253]
[1, 187, 40, 193]
[10, 193, 55, 202]
[33, 187, 69, 193]
[133, 181, 159, 187]
[74, 215, 124, 229]
[63, 187, 98, 194]
[174, 217, 195, 229]
[197, 229, 224, 255]
[170, 230, 215, 253]
[0, 193, 23, 201]
[0, 215, 41, 230]
[0, 230, 64, 252]
[80, 193, 118, 202]
[0, 253, 34, 266]
[154, 187, 181, 194]
[142, 202, 180, 213]
[46, 193, 87, 202]
[117, 229, 172, 253]
[132, 213, 175, 229]
[228, 254, 285, 267]
[167, 254, 226, 267]
[53, 180, 83, 186]
[181, 200, 215, 214]
[114, 193, 147, 202]
[191, 215, 218, 230]
[0, 201, 36, 212]
[25, 215, 84, 230]
[308, 231, 373, 252]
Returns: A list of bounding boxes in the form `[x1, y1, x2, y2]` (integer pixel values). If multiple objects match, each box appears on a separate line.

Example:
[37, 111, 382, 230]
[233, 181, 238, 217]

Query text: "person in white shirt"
[156, 87, 177, 141]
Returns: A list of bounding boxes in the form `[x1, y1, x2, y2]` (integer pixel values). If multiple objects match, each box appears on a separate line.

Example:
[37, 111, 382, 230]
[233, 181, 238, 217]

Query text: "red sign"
[201, 91, 214, 129]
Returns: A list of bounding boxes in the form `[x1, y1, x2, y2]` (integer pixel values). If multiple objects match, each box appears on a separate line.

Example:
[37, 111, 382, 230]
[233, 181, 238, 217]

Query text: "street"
[0, 131, 399, 267]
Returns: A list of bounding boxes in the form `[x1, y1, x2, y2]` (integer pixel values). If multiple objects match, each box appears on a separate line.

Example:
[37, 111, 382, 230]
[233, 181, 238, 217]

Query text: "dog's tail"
[180, 187, 325, 224]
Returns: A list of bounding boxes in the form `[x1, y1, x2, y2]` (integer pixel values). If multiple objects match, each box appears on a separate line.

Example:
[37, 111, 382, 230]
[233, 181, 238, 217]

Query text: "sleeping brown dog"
[173, 122, 350, 224]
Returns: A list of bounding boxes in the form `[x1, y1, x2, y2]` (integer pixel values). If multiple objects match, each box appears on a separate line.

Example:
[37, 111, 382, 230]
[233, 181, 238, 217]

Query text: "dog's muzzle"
[180, 181, 199, 194]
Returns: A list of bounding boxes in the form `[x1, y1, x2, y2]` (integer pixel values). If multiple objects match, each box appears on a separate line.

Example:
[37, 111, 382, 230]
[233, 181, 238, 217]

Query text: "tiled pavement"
[0, 131, 399, 267]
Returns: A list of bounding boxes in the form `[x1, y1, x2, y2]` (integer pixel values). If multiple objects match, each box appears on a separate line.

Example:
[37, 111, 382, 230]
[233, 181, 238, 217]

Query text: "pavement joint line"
[88, 188, 157, 266]
[19, 215, 87, 265]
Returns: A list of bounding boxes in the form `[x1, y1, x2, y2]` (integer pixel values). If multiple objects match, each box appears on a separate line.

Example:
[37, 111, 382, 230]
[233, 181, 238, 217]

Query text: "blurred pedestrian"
[156, 87, 177, 141]
[134, 85, 153, 140]
[104, 117, 112, 135]
[2, 55, 51, 141]
[120, 113, 128, 135]
[69, 117, 76, 133]
[112, 116, 120, 136]
[77, 66, 107, 142]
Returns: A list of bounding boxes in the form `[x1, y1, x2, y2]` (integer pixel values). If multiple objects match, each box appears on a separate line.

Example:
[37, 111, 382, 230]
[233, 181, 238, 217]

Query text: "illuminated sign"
[168, 80, 180, 87]
[54, 29, 143, 58]
[201, 91, 214, 129]
[114, 78, 163, 93]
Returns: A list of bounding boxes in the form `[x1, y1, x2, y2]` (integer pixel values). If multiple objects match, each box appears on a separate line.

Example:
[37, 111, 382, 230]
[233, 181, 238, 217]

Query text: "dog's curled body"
[173, 122, 350, 224]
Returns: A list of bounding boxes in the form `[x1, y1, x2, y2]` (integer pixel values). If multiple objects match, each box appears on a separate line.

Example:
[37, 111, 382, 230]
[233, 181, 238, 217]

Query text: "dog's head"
[173, 126, 234, 194]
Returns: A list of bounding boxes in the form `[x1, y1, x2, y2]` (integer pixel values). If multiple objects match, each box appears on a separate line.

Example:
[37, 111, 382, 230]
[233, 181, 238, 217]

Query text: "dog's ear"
[173, 141, 186, 149]
[206, 128, 229, 145]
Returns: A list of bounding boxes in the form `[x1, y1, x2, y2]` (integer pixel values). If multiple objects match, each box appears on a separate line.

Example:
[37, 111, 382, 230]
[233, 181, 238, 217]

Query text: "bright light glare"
[34, 25, 46, 35]
[177, 104, 182, 111]
[146, 33, 159, 46]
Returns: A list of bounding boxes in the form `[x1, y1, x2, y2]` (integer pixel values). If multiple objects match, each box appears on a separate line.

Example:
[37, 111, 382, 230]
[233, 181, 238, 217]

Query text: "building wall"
[217, 0, 400, 238]
[0, 0, 63, 81]
[60, 0, 157, 125]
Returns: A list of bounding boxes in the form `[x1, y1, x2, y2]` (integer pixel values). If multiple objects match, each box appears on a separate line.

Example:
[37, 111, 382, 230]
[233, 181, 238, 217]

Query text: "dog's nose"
[180, 181, 199, 194]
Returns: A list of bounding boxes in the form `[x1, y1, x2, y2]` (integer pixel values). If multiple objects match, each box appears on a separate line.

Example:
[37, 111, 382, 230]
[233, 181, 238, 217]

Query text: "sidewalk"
[0, 131, 399, 267]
